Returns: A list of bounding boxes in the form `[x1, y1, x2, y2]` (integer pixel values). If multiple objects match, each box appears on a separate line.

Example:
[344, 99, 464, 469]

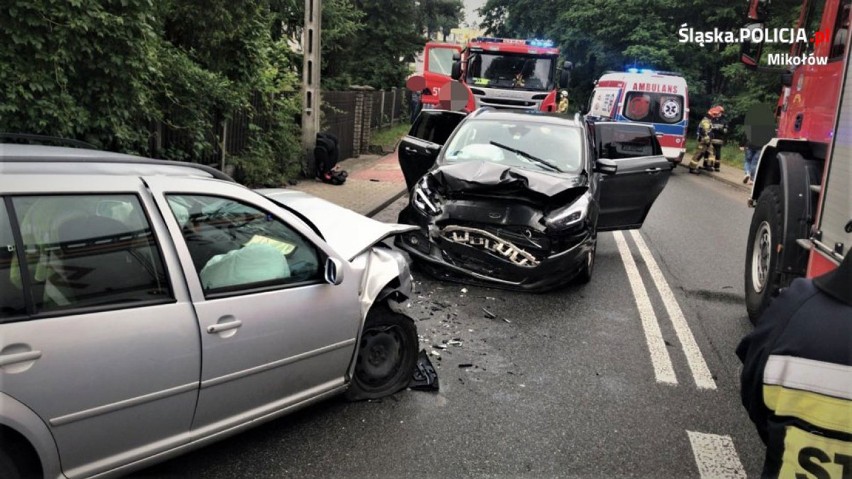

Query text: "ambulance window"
[624, 93, 652, 122]
[658, 95, 684, 123]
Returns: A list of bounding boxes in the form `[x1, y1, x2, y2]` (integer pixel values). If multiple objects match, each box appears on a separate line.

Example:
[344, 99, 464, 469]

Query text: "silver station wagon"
[0, 144, 419, 479]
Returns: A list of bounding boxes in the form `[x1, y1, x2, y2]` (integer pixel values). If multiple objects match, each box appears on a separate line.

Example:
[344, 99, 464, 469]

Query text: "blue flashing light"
[627, 67, 639, 73]
[640, 68, 656, 74]
[526, 38, 554, 48]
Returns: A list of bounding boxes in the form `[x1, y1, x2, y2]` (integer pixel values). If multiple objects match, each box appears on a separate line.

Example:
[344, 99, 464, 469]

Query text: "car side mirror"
[780, 71, 793, 87]
[324, 257, 344, 285]
[594, 158, 617, 175]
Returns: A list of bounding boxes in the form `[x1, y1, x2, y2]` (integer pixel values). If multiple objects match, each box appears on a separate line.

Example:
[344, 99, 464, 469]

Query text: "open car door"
[421, 43, 463, 107]
[398, 110, 467, 191]
[593, 122, 672, 230]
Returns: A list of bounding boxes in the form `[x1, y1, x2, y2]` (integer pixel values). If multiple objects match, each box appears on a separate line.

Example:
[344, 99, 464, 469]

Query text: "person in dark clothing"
[737, 253, 852, 478]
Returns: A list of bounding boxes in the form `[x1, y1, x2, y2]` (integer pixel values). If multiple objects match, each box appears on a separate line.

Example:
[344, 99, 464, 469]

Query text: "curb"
[366, 187, 408, 218]
[676, 163, 750, 192]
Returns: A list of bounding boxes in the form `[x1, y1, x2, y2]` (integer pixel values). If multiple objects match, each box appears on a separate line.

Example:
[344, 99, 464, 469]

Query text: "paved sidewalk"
[287, 149, 751, 220]
[287, 150, 408, 217]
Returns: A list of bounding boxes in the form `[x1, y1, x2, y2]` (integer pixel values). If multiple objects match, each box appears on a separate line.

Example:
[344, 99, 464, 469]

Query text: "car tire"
[745, 185, 783, 324]
[575, 238, 597, 285]
[345, 304, 418, 401]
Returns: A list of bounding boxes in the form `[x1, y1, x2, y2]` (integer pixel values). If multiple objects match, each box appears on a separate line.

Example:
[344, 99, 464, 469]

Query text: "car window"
[427, 46, 456, 75]
[0, 200, 26, 320]
[444, 119, 584, 173]
[167, 195, 321, 295]
[409, 111, 465, 145]
[10, 195, 172, 314]
[595, 124, 663, 160]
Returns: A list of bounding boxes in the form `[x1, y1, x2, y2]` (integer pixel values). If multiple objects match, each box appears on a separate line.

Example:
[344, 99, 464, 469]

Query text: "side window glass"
[427, 47, 455, 75]
[829, 0, 851, 60]
[167, 195, 321, 295]
[0, 201, 26, 319]
[11, 195, 171, 314]
[597, 125, 662, 159]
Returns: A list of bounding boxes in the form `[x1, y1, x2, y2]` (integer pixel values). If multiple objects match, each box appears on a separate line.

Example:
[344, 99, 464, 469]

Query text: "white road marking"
[613, 231, 677, 385]
[687, 431, 747, 478]
[630, 230, 717, 390]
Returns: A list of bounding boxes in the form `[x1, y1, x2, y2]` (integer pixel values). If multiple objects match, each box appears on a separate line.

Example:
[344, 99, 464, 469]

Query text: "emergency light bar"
[472, 37, 555, 48]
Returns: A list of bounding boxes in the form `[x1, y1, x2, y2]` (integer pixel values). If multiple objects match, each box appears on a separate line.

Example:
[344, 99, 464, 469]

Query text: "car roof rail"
[0, 133, 98, 149]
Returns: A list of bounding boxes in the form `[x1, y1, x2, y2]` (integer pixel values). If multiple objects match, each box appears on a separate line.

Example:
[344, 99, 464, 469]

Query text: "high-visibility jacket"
[697, 116, 713, 142]
[737, 256, 852, 478]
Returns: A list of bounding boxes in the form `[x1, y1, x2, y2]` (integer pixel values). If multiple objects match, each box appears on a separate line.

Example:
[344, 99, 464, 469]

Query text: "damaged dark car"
[396, 108, 672, 291]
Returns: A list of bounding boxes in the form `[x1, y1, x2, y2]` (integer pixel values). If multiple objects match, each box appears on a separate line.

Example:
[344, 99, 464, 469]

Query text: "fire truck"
[415, 37, 571, 112]
[740, 0, 851, 322]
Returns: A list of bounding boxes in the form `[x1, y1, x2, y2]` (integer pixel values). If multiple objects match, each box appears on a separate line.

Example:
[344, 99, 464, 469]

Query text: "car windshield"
[443, 119, 584, 174]
[466, 53, 555, 90]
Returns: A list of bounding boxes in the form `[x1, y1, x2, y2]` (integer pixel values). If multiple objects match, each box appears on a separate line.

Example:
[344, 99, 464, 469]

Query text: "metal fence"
[147, 88, 410, 173]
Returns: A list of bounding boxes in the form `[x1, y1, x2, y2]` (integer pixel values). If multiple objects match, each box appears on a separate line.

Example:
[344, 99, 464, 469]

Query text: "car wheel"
[345, 304, 418, 401]
[575, 238, 597, 285]
[745, 185, 783, 324]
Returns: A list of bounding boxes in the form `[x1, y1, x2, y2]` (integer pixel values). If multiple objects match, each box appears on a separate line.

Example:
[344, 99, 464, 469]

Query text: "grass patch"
[684, 138, 744, 169]
[371, 123, 411, 149]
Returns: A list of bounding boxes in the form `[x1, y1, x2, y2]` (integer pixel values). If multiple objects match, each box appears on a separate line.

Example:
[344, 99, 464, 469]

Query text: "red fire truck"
[740, 0, 851, 322]
[416, 37, 571, 112]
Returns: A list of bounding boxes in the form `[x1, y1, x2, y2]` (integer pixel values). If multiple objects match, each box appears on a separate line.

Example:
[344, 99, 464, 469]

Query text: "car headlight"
[544, 194, 590, 230]
[412, 176, 443, 215]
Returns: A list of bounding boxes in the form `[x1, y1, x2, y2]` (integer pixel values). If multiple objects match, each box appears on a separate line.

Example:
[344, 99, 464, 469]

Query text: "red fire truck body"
[417, 37, 568, 112]
[741, 0, 851, 322]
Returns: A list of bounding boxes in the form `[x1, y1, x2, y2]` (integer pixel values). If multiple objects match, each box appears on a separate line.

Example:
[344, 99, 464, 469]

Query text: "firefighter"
[688, 107, 719, 174]
[557, 90, 569, 114]
[708, 106, 728, 171]
[737, 253, 852, 478]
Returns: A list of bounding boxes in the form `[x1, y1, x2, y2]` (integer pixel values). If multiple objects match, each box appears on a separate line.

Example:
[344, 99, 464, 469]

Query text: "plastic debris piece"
[447, 340, 462, 346]
[410, 350, 440, 392]
[458, 363, 474, 368]
[461, 288, 468, 293]
[502, 317, 512, 323]
[482, 307, 496, 319]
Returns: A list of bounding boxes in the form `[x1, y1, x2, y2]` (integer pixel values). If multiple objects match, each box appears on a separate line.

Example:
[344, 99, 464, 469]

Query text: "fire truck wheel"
[745, 185, 783, 324]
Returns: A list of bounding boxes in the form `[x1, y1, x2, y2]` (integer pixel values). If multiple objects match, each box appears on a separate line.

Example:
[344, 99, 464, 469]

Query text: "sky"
[463, 0, 485, 28]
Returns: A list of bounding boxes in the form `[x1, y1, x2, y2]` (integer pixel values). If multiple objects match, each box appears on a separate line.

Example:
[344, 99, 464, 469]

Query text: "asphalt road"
[134, 170, 764, 478]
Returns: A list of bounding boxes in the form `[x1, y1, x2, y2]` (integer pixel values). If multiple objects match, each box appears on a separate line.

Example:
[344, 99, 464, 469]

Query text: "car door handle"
[404, 146, 416, 153]
[207, 320, 242, 334]
[0, 350, 42, 367]
[645, 167, 662, 174]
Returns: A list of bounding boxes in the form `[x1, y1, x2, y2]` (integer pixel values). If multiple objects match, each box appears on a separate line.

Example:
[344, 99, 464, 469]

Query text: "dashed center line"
[687, 431, 747, 478]
[613, 230, 677, 385]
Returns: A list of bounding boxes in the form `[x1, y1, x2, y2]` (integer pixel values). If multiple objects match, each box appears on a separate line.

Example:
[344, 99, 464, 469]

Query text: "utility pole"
[301, 0, 321, 176]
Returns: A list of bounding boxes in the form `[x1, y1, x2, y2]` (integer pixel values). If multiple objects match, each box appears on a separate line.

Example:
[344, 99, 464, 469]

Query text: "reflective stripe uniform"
[689, 116, 715, 171]
[737, 261, 852, 478]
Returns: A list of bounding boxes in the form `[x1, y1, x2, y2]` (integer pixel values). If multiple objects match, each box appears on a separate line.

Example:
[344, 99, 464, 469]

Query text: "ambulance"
[586, 70, 689, 165]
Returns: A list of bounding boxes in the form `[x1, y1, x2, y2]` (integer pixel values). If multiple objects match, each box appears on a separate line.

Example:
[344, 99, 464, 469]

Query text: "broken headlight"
[412, 176, 443, 215]
[544, 194, 590, 231]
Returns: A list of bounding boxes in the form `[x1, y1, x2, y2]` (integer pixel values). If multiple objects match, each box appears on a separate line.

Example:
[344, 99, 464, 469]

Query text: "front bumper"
[396, 224, 593, 292]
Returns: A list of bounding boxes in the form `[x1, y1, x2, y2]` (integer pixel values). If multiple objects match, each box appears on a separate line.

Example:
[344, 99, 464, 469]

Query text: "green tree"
[417, 0, 465, 39]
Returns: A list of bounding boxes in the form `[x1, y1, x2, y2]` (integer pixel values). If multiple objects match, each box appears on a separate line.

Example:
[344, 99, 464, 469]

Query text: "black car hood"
[430, 161, 586, 203]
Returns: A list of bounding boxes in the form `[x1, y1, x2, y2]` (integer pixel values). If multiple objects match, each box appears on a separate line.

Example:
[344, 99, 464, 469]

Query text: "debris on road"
[458, 363, 474, 369]
[482, 307, 496, 319]
[410, 350, 440, 391]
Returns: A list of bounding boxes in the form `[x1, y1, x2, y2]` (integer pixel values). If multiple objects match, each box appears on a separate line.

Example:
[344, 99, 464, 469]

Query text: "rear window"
[623, 92, 684, 124]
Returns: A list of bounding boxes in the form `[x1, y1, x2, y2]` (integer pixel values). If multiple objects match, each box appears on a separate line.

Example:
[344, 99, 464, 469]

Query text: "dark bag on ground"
[315, 132, 347, 185]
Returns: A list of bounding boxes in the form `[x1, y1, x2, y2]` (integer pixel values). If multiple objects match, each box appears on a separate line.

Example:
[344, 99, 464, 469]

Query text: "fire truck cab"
[740, 0, 851, 322]
[416, 38, 571, 112]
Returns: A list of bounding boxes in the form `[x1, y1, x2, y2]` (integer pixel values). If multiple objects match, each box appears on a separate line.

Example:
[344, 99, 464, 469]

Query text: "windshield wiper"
[490, 141, 563, 172]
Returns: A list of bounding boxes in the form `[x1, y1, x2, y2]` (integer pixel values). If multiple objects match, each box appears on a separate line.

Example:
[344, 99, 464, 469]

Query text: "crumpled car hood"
[258, 189, 417, 261]
[430, 161, 586, 200]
